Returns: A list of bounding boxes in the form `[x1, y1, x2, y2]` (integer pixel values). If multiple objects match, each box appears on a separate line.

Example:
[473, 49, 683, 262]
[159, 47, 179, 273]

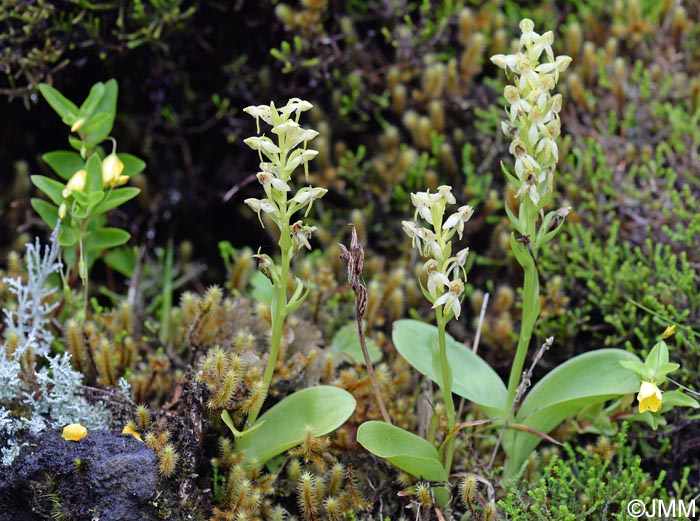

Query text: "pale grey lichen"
[0, 228, 111, 466]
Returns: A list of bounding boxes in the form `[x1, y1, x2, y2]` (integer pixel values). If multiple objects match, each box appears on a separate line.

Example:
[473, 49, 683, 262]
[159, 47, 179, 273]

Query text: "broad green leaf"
[83, 227, 130, 252]
[68, 135, 83, 152]
[645, 340, 669, 374]
[85, 154, 103, 193]
[619, 359, 651, 379]
[329, 321, 382, 365]
[71, 187, 87, 206]
[104, 247, 137, 277]
[73, 205, 89, 219]
[93, 187, 140, 215]
[79, 82, 106, 117]
[119, 153, 146, 177]
[58, 225, 78, 247]
[393, 319, 507, 416]
[250, 271, 274, 304]
[504, 349, 640, 479]
[31, 198, 58, 229]
[661, 390, 699, 409]
[233, 386, 355, 464]
[81, 113, 113, 146]
[81, 79, 117, 144]
[85, 191, 105, 214]
[39, 84, 79, 121]
[95, 79, 118, 115]
[656, 362, 680, 378]
[42, 151, 84, 181]
[517, 350, 641, 419]
[627, 410, 666, 430]
[357, 421, 447, 482]
[30, 175, 65, 205]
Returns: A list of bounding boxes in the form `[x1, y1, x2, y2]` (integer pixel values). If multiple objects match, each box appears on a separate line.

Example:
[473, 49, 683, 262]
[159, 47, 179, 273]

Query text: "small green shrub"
[500, 424, 669, 520]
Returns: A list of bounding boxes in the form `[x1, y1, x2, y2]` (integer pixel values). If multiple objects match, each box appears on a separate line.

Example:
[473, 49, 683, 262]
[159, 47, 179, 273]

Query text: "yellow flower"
[637, 381, 663, 413]
[62, 169, 87, 198]
[122, 424, 143, 442]
[102, 153, 128, 187]
[62, 423, 88, 441]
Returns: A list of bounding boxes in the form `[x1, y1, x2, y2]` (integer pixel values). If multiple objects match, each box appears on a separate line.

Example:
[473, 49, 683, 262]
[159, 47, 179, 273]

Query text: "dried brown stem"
[339, 224, 392, 424]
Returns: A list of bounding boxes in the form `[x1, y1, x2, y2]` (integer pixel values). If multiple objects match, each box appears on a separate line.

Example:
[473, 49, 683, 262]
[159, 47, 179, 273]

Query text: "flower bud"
[63, 169, 87, 198]
[71, 118, 86, 132]
[286, 149, 318, 171]
[102, 154, 127, 187]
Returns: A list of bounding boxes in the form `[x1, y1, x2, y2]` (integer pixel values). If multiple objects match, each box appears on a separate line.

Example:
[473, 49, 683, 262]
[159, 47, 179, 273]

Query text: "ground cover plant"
[2, 1, 700, 520]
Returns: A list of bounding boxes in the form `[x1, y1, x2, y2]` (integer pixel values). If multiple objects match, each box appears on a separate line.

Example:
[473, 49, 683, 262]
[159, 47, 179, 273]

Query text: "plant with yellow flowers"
[621, 326, 698, 429]
[31, 80, 145, 320]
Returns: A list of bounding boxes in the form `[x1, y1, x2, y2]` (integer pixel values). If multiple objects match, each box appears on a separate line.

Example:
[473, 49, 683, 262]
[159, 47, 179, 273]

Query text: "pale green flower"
[432, 279, 464, 319]
[443, 205, 474, 240]
[290, 220, 316, 251]
[424, 259, 450, 298]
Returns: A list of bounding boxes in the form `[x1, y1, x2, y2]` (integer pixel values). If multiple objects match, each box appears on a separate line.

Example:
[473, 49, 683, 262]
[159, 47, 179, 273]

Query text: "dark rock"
[0, 429, 158, 521]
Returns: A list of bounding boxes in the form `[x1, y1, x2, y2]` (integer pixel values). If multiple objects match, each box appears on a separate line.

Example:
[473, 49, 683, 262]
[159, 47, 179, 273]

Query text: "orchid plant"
[240, 97, 325, 424]
[358, 185, 478, 506]
[224, 98, 355, 462]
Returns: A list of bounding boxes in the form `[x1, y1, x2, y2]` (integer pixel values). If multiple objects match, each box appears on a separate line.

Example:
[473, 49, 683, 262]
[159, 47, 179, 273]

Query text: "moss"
[500, 425, 669, 520]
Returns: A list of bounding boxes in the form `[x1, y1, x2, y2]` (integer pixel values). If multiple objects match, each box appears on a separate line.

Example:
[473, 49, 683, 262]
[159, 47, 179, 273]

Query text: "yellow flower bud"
[71, 118, 86, 132]
[637, 381, 663, 413]
[58, 203, 67, 219]
[62, 169, 87, 198]
[102, 153, 128, 187]
[662, 324, 676, 339]
[62, 423, 88, 441]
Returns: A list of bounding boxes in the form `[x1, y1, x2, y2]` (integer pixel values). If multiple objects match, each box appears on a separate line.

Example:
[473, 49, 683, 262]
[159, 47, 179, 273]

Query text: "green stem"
[506, 200, 541, 406]
[436, 309, 456, 474]
[247, 223, 292, 425]
[506, 259, 540, 405]
[77, 219, 89, 322]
